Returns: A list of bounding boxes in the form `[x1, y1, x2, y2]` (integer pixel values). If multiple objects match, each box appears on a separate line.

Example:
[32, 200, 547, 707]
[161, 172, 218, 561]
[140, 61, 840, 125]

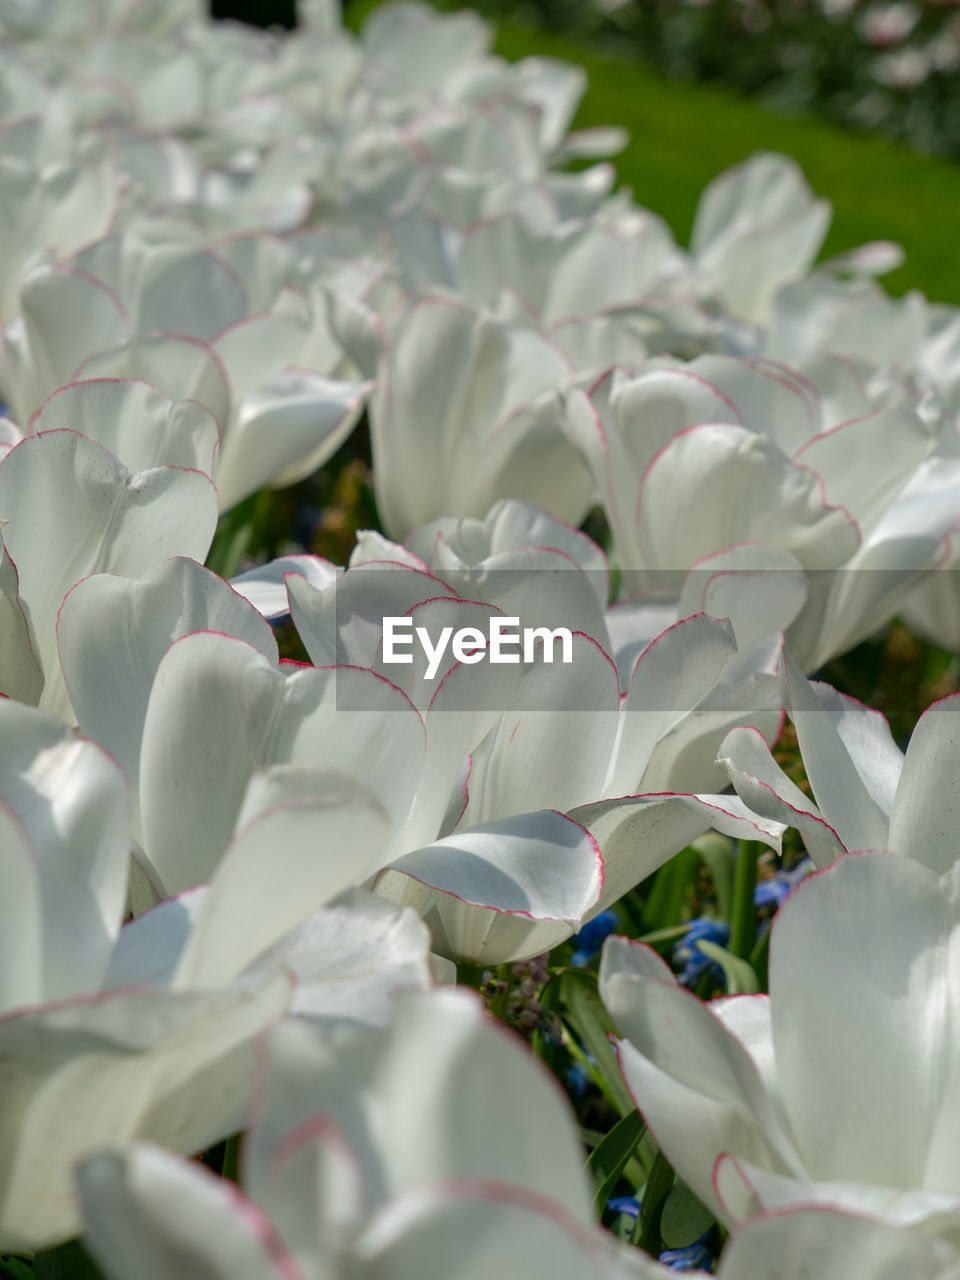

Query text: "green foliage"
[587, 1109, 646, 1214]
[634, 1149, 674, 1253]
[0, 1259, 35, 1280]
[491, 21, 960, 305]
[33, 1241, 105, 1280]
[540, 969, 635, 1116]
[696, 939, 760, 996]
[660, 1178, 716, 1250]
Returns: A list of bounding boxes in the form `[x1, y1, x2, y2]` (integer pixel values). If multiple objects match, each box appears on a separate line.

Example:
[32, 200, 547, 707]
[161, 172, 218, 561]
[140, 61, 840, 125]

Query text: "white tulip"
[2, 230, 370, 510]
[0, 429, 217, 718]
[565, 352, 960, 668]
[278, 505, 787, 961]
[719, 647, 960, 873]
[601, 849, 960, 1237]
[78, 988, 656, 1280]
[690, 153, 831, 327]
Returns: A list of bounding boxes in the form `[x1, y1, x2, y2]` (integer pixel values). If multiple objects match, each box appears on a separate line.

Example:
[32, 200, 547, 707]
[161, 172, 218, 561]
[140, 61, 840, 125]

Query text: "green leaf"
[729, 841, 760, 960]
[750, 920, 771, 993]
[1, 1258, 35, 1280]
[633, 1149, 675, 1253]
[205, 489, 275, 580]
[642, 846, 701, 933]
[33, 1240, 106, 1280]
[587, 1109, 646, 1213]
[660, 1178, 717, 1249]
[696, 939, 760, 995]
[692, 832, 736, 923]
[556, 970, 636, 1116]
[205, 492, 257, 579]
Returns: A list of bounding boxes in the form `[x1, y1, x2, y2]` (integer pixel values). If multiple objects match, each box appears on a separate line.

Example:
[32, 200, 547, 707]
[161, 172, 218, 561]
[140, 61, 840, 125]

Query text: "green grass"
[346, 0, 960, 304]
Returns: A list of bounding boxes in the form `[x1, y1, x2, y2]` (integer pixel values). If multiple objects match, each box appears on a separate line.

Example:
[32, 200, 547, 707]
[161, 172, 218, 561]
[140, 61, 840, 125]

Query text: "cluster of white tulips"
[1, 0, 960, 1275]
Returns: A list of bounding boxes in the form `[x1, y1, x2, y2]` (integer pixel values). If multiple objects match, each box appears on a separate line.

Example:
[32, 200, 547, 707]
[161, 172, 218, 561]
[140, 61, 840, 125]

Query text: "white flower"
[0, 699, 280, 1250]
[719, 648, 960, 873]
[0, 695, 433, 1250]
[275, 503, 787, 961]
[858, 2, 921, 48]
[0, 120, 116, 322]
[689, 153, 831, 326]
[721, 1210, 960, 1279]
[601, 849, 960, 1237]
[564, 352, 960, 668]
[383, 207, 681, 375]
[2, 229, 370, 510]
[0, 429, 217, 718]
[77, 988, 656, 1280]
[338, 293, 591, 540]
[0, 0, 203, 41]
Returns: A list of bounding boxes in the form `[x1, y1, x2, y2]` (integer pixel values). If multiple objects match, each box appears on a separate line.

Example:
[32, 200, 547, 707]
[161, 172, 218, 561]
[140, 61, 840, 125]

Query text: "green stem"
[729, 841, 760, 961]
[749, 921, 771, 993]
[638, 923, 692, 946]
[487, 962, 513, 1023]
[633, 1149, 674, 1253]
[560, 1031, 620, 1109]
[0, 1259, 35, 1280]
[205, 489, 274, 580]
[222, 1133, 241, 1184]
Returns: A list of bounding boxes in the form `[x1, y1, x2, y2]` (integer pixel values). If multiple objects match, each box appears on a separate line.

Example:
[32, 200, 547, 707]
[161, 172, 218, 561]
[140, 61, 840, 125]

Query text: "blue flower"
[660, 1237, 715, 1272]
[606, 1195, 640, 1220]
[673, 918, 729, 988]
[569, 909, 619, 967]
[565, 1050, 597, 1100]
[754, 859, 814, 912]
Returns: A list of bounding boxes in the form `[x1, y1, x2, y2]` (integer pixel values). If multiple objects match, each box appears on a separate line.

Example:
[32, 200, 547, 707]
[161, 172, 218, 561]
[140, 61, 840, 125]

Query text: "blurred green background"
[211, 0, 960, 305]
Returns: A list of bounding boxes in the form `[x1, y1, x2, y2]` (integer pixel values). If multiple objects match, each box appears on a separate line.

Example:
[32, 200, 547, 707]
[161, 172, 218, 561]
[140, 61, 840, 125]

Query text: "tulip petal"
[717, 726, 842, 867]
[888, 695, 960, 871]
[139, 632, 285, 893]
[720, 1205, 960, 1280]
[795, 405, 936, 527]
[230, 555, 337, 621]
[355, 1182, 652, 1280]
[770, 852, 960, 1192]
[104, 888, 208, 990]
[139, 634, 424, 893]
[460, 632, 620, 821]
[58, 559, 277, 817]
[676, 545, 808, 659]
[715, 1155, 960, 1243]
[0, 799, 42, 1012]
[216, 370, 370, 511]
[246, 889, 434, 1028]
[245, 989, 593, 1224]
[175, 787, 392, 988]
[571, 792, 783, 913]
[77, 334, 233, 439]
[79, 1145, 297, 1280]
[0, 971, 291, 1249]
[600, 939, 796, 1223]
[0, 539, 42, 703]
[35, 378, 219, 479]
[635, 424, 859, 574]
[387, 808, 602, 928]
[780, 651, 893, 852]
[0, 701, 130, 1001]
[611, 614, 736, 796]
[0, 430, 218, 717]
